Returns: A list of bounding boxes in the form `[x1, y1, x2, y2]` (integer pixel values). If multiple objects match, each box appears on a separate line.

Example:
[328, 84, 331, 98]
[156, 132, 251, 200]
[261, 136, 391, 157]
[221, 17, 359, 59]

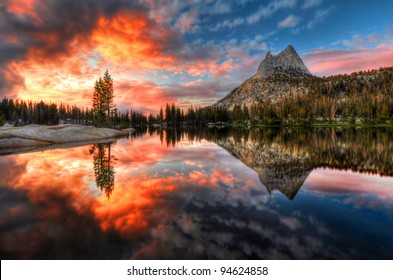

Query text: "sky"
[1, 0, 393, 114]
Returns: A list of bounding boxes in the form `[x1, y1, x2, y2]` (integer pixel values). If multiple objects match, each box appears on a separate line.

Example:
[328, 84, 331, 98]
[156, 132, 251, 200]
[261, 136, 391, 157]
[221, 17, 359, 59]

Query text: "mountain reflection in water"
[0, 127, 392, 259]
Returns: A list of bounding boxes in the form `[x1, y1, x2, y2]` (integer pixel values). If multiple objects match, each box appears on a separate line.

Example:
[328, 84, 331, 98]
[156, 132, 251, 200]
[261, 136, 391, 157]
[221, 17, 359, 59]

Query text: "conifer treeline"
[247, 67, 393, 124]
[145, 103, 230, 126]
[0, 98, 147, 127]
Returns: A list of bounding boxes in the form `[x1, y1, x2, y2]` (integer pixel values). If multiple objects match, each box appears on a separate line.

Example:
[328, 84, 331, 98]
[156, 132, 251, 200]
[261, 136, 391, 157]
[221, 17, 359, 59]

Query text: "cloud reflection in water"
[1, 128, 393, 259]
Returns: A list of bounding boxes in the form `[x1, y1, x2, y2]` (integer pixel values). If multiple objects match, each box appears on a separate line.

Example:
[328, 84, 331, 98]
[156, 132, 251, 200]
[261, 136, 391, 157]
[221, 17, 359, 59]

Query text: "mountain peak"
[284, 44, 295, 51]
[255, 45, 312, 79]
[213, 44, 313, 110]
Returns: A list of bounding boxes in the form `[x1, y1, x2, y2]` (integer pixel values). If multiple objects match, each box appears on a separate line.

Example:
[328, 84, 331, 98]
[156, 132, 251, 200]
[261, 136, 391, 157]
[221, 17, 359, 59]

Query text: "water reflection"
[0, 127, 393, 259]
[161, 127, 393, 199]
[89, 143, 116, 199]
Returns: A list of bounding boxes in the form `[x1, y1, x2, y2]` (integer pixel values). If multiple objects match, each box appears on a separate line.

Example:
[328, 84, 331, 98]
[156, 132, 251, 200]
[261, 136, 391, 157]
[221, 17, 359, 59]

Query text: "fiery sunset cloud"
[1, 0, 393, 113]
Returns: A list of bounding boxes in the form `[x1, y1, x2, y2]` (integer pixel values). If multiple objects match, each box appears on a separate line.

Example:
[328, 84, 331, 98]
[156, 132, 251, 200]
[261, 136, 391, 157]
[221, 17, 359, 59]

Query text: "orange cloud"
[6, 0, 38, 19]
[91, 11, 226, 78]
[114, 80, 172, 113]
[92, 11, 176, 71]
[212, 61, 234, 77]
[2, 63, 26, 98]
[12, 54, 100, 108]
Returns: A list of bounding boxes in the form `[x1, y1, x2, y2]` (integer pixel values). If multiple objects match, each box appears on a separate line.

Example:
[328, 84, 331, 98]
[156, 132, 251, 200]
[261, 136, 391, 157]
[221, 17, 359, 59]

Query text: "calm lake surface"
[1, 127, 393, 259]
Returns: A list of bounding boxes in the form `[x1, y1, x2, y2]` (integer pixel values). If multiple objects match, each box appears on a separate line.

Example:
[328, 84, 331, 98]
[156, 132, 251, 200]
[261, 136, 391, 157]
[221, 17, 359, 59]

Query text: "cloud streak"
[247, 0, 297, 24]
[278, 15, 300, 28]
[301, 0, 322, 9]
[304, 45, 393, 76]
[307, 6, 334, 29]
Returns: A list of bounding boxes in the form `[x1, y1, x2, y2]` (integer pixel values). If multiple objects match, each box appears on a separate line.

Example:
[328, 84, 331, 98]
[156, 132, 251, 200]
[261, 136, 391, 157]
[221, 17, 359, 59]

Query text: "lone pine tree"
[92, 70, 115, 127]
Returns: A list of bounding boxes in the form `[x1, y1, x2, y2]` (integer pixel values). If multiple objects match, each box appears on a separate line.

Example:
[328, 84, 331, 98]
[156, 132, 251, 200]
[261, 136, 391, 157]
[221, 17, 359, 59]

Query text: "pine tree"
[93, 78, 105, 125]
[165, 103, 171, 123]
[92, 70, 115, 127]
[159, 106, 164, 123]
[102, 70, 115, 120]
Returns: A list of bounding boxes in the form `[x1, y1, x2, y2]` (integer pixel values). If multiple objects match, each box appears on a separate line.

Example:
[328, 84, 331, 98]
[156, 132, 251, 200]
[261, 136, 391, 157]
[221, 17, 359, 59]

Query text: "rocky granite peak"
[214, 45, 313, 109]
[255, 45, 312, 79]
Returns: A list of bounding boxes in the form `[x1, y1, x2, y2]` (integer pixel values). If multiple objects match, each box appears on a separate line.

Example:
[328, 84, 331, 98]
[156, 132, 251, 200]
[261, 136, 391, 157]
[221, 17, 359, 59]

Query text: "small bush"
[119, 122, 130, 130]
[95, 121, 113, 128]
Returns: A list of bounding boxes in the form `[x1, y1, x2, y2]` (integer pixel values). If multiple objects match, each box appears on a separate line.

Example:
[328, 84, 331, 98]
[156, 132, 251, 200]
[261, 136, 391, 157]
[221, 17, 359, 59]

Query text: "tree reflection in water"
[89, 143, 116, 199]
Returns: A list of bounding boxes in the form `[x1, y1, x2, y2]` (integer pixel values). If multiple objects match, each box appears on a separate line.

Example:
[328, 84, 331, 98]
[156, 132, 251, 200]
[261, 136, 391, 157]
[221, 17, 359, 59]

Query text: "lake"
[1, 127, 393, 259]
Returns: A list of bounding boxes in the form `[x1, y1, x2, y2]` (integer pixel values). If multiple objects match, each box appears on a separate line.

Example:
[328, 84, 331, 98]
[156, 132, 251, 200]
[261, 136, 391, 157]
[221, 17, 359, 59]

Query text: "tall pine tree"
[92, 70, 115, 127]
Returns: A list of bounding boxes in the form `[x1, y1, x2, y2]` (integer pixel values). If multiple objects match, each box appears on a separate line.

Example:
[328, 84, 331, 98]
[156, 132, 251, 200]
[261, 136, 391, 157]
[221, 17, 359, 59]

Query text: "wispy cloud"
[278, 15, 300, 28]
[301, 0, 322, 9]
[210, 17, 245, 31]
[247, 0, 298, 24]
[175, 9, 200, 33]
[332, 34, 380, 48]
[208, 0, 233, 14]
[211, 0, 298, 31]
[303, 45, 393, 76]
[307, 6, 334, 29]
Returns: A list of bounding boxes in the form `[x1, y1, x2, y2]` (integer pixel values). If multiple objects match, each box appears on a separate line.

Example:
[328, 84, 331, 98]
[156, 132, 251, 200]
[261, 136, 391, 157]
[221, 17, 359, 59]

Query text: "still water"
[1, 127, 393, 259]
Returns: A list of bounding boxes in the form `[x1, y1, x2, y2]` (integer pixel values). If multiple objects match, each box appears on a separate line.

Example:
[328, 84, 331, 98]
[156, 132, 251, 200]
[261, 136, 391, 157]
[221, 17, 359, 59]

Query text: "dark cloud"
[0, 64, 25, 98]
[0, 0, 146, 97]
[0, 156, 28, 185]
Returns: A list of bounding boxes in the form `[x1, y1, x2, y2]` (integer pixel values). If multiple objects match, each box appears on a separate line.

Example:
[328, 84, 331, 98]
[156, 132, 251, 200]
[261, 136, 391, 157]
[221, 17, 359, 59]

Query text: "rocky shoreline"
[0, 124, 131, 155]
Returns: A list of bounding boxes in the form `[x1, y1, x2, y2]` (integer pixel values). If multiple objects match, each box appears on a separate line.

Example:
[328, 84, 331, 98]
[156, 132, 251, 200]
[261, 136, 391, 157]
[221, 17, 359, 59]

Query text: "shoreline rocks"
[0, 124, 130, 153]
